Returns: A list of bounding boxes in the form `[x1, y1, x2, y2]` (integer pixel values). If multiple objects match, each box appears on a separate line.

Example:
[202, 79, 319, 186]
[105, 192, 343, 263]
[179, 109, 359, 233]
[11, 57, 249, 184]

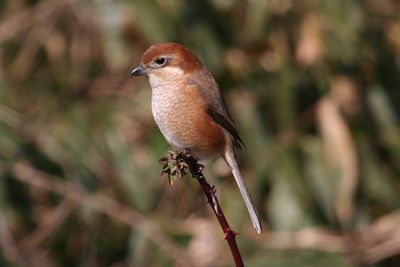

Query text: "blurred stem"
[10, 161, 195, 267]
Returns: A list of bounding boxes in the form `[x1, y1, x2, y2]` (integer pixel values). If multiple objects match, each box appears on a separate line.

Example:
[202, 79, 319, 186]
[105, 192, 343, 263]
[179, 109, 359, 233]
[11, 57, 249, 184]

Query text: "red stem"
[187, 157, 244, 267]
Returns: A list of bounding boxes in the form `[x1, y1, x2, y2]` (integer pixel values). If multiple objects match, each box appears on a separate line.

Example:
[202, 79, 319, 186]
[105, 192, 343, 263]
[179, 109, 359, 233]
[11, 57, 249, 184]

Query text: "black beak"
[131, 65, 145, 77]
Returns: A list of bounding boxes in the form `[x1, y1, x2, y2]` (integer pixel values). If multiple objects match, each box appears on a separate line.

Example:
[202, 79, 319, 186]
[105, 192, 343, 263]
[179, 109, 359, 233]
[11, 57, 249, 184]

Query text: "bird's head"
[131, 43, 203, 80]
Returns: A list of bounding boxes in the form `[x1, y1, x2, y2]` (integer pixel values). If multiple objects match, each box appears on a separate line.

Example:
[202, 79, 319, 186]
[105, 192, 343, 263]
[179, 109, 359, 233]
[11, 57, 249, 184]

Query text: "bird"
[131, 43, 262, 234]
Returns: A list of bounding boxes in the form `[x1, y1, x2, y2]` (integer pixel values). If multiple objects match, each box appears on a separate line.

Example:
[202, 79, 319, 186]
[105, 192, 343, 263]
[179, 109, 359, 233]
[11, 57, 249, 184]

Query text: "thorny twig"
[160, 150, 244, 267]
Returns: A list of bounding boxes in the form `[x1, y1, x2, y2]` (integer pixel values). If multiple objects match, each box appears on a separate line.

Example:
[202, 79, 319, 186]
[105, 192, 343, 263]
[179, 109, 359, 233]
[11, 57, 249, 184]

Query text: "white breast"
[148, 67, 188, 149]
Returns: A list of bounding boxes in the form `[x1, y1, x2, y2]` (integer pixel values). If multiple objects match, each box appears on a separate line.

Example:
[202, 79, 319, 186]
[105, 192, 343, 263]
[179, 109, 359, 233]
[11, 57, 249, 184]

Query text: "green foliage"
[0, 0, 400, 266]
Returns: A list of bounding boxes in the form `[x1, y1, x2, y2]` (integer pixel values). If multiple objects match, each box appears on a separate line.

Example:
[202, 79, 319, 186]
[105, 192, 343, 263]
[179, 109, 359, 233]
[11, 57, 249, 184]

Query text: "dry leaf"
[296, 13, 325, 67]
[316, 92, 358, 226]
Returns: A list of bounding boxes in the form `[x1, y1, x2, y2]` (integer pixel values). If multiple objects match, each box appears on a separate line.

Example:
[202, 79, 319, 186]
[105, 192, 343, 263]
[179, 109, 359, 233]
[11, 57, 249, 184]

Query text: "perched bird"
[131, 43, 262, 234]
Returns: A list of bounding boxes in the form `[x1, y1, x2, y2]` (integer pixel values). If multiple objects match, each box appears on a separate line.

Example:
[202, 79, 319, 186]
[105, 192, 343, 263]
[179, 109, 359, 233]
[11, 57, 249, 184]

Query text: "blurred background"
[0, 0, 400, 266]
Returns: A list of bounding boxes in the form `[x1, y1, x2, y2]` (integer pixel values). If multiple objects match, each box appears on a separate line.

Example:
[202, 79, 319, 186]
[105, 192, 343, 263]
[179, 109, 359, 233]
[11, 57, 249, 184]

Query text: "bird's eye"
[154, 57, 166, 66]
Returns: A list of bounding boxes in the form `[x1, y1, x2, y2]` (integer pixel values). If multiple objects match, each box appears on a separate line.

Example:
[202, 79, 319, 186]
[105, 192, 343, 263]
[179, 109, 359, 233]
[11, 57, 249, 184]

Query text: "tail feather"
[225, 148, 262, 234]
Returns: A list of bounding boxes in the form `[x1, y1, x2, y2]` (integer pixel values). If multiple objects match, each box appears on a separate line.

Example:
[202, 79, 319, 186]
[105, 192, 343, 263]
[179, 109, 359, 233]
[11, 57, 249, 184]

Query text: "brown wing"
[187, 68, 246, 150]
[206, 109, 245, 150]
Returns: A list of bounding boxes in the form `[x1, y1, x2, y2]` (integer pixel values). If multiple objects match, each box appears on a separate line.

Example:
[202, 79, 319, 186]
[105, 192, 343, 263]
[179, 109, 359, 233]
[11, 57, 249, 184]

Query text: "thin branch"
[18, 198, 79, 253]
[191, 167, 244, 267]
[0, 216, 26, 266]
[260, 216, 400, 265]
[360, 210, 400, 264]
[160, 150, 244, 267]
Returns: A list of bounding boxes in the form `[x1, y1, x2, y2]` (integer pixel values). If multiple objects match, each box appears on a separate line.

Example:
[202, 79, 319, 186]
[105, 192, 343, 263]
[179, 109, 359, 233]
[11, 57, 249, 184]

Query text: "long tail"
[225, 148, 262, 234]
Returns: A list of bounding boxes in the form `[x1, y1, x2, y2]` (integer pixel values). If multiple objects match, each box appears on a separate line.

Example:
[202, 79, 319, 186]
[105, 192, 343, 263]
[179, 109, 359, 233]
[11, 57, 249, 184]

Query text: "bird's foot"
[180, 149, 204, 179]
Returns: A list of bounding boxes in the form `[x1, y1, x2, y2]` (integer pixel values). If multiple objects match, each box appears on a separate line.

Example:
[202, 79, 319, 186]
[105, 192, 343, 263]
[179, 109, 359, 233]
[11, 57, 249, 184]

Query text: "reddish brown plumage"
[175, 83, 226, 155]
[131, 43, 262, 234]
[141, 43, 203, 73]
